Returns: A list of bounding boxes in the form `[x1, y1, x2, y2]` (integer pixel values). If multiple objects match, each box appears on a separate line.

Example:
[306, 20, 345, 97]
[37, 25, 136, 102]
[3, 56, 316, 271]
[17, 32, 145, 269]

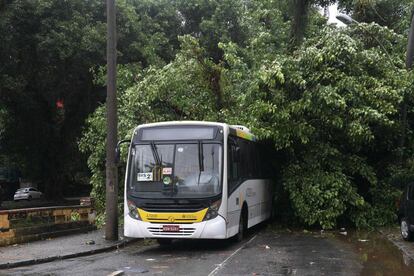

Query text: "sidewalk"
[0, 227, 137, 269]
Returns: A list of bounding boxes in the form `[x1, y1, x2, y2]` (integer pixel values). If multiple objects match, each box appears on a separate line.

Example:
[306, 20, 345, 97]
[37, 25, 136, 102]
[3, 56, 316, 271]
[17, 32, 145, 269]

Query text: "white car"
[14, 188, 43, 201]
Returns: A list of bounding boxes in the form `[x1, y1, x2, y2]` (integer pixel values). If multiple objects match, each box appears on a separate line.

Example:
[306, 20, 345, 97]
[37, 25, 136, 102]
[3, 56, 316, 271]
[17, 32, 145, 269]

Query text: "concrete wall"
[0, 205, 96, 246]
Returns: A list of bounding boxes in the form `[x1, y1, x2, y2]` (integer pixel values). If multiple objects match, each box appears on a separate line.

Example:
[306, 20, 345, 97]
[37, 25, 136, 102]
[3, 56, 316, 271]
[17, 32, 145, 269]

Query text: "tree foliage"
[81, 7, 412, 228]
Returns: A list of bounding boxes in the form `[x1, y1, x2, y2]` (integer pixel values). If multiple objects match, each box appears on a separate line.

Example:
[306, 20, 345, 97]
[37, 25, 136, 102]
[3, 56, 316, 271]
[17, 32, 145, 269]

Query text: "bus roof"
[133, 121, 256, 141]
[135, 121, 227, 130]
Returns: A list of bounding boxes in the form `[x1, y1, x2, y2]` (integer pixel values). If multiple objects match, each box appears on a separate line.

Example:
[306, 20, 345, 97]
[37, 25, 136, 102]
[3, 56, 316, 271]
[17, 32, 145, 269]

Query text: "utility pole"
[105, 0, 118, 241]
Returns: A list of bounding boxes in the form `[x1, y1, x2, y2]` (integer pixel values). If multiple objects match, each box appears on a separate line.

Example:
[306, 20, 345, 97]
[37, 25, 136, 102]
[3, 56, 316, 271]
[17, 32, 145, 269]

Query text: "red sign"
[56, 99, 64, 109]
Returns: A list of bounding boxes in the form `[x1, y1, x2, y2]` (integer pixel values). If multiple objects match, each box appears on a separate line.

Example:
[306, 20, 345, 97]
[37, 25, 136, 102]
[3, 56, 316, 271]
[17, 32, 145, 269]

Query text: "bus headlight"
[203, 199, 221, 221]
[127, 200, 141, 220]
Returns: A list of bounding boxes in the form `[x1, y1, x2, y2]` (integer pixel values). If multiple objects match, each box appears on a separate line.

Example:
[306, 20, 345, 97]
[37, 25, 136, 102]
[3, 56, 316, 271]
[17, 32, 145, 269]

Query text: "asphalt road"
[0, 225, 362, 276]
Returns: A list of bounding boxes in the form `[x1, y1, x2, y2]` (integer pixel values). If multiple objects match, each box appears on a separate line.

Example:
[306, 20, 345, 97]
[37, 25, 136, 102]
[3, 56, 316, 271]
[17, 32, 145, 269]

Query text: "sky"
[323, 3, 346, 27]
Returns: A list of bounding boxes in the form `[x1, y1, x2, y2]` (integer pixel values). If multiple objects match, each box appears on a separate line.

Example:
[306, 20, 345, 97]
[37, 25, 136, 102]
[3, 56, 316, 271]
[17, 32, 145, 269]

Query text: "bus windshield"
[128, 143, 222, 198]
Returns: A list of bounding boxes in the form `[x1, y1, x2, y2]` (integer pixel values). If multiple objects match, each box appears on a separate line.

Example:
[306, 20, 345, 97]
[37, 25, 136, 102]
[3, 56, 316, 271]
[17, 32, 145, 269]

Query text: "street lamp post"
[336, 13, 354, 25]
[105, 0, 118, 241]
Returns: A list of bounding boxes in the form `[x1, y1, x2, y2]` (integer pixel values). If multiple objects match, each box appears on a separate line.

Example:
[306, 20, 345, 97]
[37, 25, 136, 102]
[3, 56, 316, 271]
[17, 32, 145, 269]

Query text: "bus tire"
[157, 238, 173, 246]
[235, 206, 247, 242]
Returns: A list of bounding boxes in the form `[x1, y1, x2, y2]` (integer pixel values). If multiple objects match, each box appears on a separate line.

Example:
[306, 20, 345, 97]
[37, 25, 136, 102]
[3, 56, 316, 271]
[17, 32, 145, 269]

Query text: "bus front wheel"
[235, 207, 247, 242]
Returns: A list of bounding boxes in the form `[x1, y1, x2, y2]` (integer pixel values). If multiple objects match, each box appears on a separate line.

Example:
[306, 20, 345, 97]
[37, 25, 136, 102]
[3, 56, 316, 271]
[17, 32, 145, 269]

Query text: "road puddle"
[336, 230, 414, 275]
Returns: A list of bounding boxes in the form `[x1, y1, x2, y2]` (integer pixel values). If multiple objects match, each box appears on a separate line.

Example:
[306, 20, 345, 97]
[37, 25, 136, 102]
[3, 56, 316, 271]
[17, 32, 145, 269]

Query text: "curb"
[379, 228, 414, 262]
[0, 238, 139, 270]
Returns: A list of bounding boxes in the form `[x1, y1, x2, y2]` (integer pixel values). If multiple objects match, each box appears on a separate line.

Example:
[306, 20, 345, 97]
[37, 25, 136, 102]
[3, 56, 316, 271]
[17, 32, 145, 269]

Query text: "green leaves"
[284, 164, 361, 229]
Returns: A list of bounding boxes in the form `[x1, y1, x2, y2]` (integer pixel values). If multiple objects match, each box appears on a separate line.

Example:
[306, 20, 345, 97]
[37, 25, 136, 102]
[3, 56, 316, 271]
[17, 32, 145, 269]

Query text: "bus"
[122, 121, 274, 243]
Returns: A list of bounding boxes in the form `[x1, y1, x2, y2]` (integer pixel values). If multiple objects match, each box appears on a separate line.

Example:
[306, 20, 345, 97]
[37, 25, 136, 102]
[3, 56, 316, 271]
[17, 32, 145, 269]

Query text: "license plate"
[163, 225, 180, 232]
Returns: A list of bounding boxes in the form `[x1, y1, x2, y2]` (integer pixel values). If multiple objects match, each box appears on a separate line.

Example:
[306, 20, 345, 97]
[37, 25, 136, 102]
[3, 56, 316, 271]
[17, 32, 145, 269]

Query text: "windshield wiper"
[150, 141, 161, 165]
[198, 140, 204, 172]
[150, 141, 163, 182]
[197, 140, 204, 186]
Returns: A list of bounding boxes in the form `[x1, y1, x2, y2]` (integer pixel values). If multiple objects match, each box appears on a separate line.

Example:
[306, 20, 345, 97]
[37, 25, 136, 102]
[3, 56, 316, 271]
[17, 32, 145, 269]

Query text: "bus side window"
[260, 145, 271, 178]
[237, 139, 245, 179]
[228, 138, 239, 192]
[239, 139, 252, 178]
[254, 144, 261, 178]
[232, 145, 239, 181]
[247, 142, 255, 178]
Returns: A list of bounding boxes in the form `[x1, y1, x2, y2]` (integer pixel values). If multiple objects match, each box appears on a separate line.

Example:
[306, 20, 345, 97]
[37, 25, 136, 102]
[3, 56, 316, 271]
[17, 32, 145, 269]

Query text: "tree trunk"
[290, 0, 311, 48]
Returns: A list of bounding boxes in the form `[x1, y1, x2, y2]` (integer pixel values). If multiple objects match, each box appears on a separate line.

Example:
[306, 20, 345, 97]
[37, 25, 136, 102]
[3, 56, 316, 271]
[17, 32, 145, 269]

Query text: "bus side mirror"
[115, 139, 131, 165]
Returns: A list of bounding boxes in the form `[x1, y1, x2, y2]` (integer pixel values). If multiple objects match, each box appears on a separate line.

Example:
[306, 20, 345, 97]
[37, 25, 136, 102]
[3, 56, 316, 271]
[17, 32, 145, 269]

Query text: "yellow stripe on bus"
[138, 208, 208, 223]
[236, 129, 256, 141]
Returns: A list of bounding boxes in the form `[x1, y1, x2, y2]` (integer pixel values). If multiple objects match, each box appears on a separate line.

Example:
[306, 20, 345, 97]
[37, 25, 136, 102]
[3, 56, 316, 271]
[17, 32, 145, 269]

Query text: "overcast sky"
[323, 3, 346, 27]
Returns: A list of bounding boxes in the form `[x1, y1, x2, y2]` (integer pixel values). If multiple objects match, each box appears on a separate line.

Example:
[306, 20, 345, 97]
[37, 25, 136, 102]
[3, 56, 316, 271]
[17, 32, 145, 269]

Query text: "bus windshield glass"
[128, 143, 222, 198]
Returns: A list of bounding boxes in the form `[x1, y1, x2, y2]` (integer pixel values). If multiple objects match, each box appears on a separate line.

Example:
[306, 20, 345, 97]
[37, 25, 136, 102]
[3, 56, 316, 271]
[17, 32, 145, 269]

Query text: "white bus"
[122, 121, 274, 244]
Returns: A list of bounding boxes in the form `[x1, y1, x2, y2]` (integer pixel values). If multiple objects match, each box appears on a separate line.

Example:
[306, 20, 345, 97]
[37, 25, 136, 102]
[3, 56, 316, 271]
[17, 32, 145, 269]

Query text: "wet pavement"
[2, 225, 414, 275]
[1, 225, 361, 276]
[335, 228, 414, 276]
